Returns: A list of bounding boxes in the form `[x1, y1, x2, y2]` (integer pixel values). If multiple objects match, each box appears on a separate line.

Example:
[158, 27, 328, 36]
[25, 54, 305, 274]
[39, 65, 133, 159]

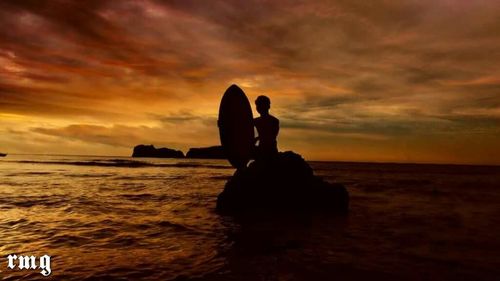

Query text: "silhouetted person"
[254, 95, 279, 160]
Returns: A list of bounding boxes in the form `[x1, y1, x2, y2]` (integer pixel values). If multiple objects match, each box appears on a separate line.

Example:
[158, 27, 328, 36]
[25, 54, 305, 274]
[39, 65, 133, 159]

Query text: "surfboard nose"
[227, 84, 242, 91]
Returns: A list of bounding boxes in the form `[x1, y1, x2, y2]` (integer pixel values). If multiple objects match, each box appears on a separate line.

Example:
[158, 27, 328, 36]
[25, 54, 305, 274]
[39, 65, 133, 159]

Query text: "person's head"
[255, 95, 271, 115]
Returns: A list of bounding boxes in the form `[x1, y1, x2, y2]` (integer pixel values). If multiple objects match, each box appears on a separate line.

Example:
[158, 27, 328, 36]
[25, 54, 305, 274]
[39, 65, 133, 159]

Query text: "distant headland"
[131, 144, 225, 159]
[186, 146, 225, 159]
[132, 145, 184, 158]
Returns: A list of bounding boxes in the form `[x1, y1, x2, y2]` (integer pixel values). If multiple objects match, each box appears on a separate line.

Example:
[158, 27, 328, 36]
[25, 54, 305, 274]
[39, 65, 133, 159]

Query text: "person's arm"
[274, 119, 280, 138]
[253, 117, 260, 145]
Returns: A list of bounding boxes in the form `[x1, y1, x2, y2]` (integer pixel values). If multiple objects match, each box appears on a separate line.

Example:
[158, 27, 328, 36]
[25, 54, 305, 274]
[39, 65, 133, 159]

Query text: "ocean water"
[0, 154, 499, 280]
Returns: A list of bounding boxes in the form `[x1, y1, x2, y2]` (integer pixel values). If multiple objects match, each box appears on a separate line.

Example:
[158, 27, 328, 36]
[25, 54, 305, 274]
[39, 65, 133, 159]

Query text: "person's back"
[254, 95, 279, 159]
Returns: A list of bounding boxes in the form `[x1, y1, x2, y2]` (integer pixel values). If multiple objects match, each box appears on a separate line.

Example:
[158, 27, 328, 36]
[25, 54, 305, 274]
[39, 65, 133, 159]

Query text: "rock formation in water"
[132, 144, 184, 158]
[186, 146, 225, 159]
[216, 151, 349, 214]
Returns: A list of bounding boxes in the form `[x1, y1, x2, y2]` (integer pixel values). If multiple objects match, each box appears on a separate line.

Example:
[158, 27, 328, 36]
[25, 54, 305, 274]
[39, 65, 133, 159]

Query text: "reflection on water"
[0, 155, 499, 280]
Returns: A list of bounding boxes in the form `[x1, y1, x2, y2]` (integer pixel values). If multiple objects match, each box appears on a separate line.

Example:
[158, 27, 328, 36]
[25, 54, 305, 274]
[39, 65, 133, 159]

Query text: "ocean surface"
[0, 154, 499, 280]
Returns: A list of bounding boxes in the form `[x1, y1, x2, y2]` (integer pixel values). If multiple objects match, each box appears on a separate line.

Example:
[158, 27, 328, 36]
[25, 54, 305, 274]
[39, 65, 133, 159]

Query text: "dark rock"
[132, 144, 184, 158]
[216, 151, 349, 215]
[186, 146, 226, 159]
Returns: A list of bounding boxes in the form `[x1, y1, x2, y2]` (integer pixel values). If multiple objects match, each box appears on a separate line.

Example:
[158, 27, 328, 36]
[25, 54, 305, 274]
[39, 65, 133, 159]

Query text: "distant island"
[132, 145, 184, 158]
[186, 146, 225, 159]
[131, 145, 225, 159]
[0, 153, 6, 157]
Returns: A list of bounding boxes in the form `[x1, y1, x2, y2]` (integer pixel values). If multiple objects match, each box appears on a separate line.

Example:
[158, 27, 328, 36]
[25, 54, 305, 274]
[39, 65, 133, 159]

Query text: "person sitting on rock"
[254, 95, 279, 160]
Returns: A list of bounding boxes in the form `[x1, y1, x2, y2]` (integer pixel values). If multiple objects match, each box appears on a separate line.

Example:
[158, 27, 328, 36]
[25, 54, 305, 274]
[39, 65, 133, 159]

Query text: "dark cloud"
[32, 124, 142, 148]
[151, 111, 217, 127]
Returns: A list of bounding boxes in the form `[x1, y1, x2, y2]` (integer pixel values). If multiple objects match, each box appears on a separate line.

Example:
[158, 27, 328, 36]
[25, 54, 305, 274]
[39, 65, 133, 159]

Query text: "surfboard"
[218, 84, 254, 169]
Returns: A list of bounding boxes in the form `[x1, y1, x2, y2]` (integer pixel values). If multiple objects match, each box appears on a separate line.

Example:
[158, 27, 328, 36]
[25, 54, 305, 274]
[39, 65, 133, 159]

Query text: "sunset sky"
[1, 0, 499, 164]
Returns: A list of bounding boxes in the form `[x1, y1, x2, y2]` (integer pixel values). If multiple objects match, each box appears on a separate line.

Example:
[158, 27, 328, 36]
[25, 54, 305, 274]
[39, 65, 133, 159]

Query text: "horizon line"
[4, 153, 500, 167]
